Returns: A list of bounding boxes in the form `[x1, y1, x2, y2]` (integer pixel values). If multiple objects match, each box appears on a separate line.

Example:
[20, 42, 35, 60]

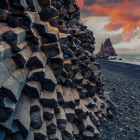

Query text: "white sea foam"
[109, 54, 140, 65]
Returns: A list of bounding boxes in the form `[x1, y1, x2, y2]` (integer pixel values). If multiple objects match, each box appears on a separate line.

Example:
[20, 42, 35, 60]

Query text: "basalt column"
[0, 0, 115, 140]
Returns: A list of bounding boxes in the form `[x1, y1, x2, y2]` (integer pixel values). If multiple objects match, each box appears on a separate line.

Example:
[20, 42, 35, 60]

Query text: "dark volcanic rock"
[0, 0, 114, 140]
[96, 38, 117, 58]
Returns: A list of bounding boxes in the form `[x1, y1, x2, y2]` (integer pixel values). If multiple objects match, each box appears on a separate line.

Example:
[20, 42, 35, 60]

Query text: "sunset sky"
[76, 0, 140, 54]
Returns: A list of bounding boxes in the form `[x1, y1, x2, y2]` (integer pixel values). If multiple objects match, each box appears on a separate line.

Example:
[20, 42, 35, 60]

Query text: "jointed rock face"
[97, 38, 117, 57]
[0, 0, 114, 140]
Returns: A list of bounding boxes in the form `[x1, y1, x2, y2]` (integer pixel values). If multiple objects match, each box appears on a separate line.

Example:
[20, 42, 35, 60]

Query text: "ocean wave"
[109, 54, 140, 65]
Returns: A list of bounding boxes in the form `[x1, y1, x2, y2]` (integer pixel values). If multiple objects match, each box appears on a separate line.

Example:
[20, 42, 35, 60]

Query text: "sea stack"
[97, 38, 117, 58]
[0, 0, 114, 139]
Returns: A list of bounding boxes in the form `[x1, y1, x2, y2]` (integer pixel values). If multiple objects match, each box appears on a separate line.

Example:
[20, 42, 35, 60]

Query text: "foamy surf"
[109, 54, 140, 65]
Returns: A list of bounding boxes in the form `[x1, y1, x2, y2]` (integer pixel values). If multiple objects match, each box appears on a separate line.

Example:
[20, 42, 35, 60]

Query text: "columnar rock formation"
[97, 38, 117, 58]
[0, 0, 114, 140]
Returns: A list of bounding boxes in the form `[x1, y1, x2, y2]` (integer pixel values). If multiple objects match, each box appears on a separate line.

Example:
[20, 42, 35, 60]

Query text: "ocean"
[109, 54, 140, 65]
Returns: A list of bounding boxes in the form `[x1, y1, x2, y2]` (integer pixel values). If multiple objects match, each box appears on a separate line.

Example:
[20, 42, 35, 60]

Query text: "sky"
[76, 0, 140, 54]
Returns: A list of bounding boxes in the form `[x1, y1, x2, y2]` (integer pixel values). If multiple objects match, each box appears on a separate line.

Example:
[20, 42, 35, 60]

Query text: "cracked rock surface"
[0, 0, 114, 140]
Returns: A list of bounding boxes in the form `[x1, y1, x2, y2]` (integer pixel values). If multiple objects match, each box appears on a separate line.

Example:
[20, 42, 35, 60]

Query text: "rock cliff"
[0, 0, 114, 140]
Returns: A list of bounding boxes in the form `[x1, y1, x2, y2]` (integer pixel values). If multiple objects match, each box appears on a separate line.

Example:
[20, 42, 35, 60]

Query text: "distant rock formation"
[96, 38, 117, 58]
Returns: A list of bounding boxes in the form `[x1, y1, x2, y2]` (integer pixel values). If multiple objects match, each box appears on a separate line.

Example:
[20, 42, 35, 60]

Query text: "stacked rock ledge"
[0, 0, 115, 140]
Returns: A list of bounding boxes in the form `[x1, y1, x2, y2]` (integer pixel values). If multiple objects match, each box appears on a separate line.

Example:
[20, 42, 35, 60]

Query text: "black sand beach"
[96, 60, 140, 140]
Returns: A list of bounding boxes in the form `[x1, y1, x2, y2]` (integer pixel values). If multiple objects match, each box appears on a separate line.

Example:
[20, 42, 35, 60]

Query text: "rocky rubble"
[96, 38, 117, 58]
[0, 0, 114, 140]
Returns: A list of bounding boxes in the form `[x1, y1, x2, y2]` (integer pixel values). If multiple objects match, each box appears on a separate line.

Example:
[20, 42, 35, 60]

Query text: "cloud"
[81, 16, 110, 35]
[76, 0, 140, 42]
[76, 0, 84, 8]
[103, 22, 123, 31]
[94, 32, 123, 53]
[137, 34, 140, 39]
[115, 48, 133, 54]
[79, 9, 91, 19]
[116, 44, 140, 54]
[94, 28, 140, 53]
[96, 33, 122, 45]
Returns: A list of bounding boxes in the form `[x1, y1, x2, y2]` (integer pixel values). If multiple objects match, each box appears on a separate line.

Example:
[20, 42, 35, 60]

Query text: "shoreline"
[95, 59, 140, 140]
[96, 59, 140, 69]
[109, 59, 140, 66]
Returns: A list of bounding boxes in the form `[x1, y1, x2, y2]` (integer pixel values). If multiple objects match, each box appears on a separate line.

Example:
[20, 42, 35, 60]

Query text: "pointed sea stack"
[96, 38, 117, 59]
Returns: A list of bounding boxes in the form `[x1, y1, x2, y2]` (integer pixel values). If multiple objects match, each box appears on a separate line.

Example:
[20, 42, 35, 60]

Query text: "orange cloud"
[76, 0, 140, 42]
[137, 34, 140, 39]
[76, 0, 84, 8]
[103, 22, 123, 31]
